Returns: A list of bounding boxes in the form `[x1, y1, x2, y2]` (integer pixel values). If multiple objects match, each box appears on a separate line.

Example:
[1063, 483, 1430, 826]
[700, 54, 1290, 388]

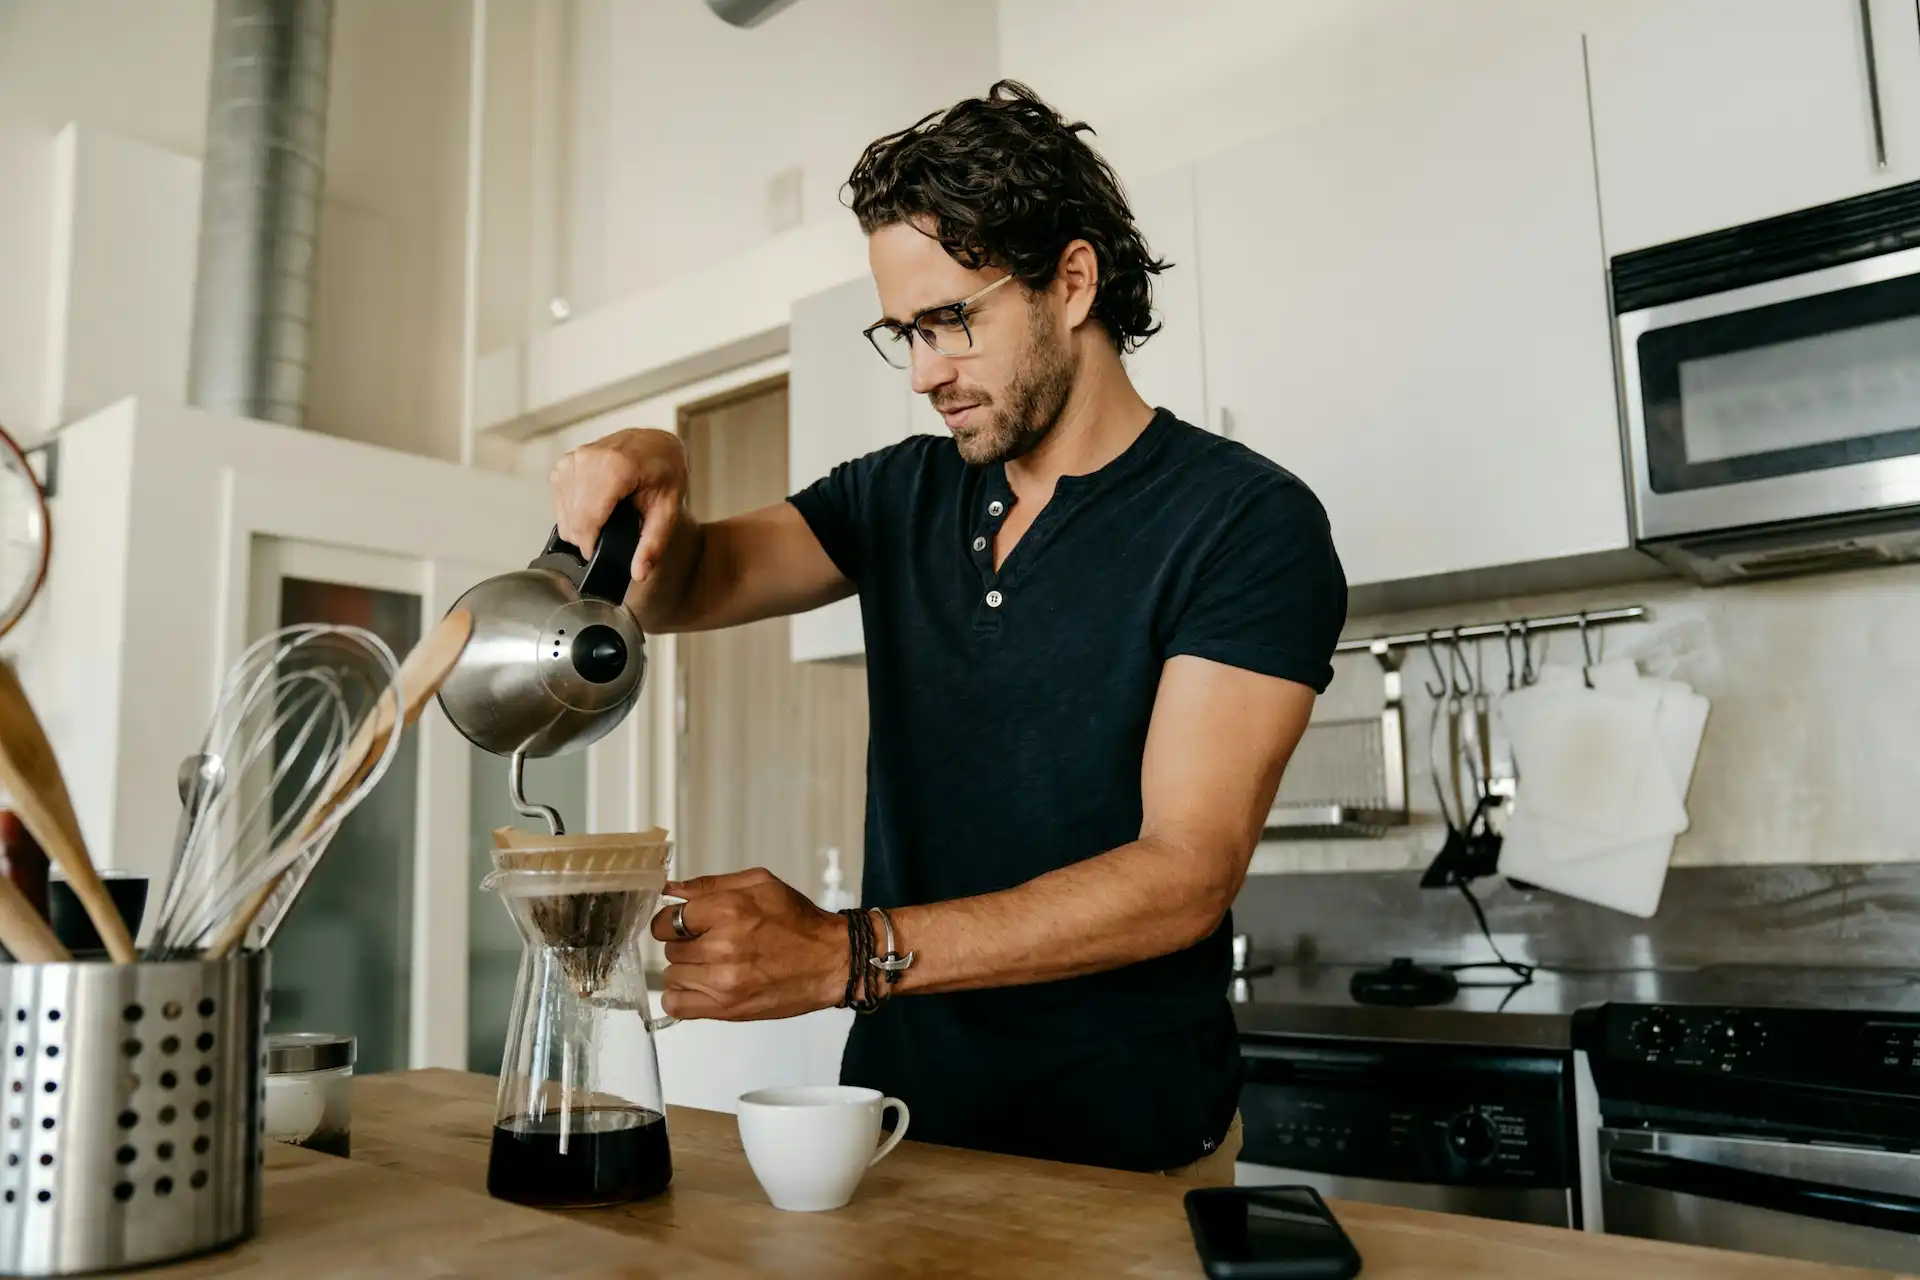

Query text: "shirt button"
[985, 590, 1004, 608]
[972, 536, 987, 552]
[988, 500, 1005, 517]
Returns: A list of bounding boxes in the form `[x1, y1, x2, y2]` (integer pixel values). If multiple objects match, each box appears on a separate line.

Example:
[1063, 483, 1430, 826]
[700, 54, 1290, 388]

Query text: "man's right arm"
[551, 428, 852, 634]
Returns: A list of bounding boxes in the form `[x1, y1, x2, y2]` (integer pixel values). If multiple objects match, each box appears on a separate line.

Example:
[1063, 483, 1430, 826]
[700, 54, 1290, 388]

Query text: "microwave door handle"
[1607, 1149, 1920, 1235]
[1860, 0, 1890, 170]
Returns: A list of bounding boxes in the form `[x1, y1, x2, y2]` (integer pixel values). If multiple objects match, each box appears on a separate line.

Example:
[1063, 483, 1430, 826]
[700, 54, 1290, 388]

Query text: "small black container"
[49, 871, 148, 954]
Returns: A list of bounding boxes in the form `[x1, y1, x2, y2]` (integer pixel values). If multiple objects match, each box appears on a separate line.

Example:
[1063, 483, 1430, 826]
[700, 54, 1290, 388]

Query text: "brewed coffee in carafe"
[482, 832, 675, 1208]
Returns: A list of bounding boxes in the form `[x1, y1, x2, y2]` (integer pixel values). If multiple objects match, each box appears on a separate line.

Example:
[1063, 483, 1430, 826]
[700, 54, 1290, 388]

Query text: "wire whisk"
[147, 624, 402, 958]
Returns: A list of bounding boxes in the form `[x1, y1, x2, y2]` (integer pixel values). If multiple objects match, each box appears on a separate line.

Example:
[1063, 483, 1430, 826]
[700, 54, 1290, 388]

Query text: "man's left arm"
[653, 657, 1314, 1017]
[879, 656, 1312, 993]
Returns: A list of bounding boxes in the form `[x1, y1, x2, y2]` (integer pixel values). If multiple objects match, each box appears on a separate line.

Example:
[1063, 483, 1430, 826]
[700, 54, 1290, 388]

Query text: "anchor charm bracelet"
[867, 906, 914, 986]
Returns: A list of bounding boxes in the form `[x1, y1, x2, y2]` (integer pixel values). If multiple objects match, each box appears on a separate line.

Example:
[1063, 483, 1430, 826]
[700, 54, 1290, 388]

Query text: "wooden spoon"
[205, 609, 474, 958]
[0, 660, 136, 962]
[0, 873, 67, 962]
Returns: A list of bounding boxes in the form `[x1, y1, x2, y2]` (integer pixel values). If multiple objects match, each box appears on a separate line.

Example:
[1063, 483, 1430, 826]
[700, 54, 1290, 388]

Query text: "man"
[549, 81, 1346, 1177]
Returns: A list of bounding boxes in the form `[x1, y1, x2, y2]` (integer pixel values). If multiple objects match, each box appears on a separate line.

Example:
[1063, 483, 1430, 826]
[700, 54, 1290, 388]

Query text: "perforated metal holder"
[0, 951, 267, 1276]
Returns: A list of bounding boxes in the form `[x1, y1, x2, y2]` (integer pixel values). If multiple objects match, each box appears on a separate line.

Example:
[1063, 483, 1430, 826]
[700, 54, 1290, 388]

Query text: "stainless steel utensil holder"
[0, 951, 267, 1276]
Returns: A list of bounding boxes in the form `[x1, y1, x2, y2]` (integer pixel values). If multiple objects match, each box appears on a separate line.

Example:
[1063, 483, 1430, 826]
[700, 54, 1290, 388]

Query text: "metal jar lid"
[266, 1031, 356, 1075]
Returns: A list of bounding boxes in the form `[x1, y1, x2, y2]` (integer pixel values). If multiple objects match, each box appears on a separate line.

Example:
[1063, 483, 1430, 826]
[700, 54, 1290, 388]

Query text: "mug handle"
[870, 1097, 911, 1167]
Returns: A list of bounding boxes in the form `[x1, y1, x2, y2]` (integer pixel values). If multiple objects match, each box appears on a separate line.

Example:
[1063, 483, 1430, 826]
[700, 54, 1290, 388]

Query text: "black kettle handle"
[537, 502, 643, 603]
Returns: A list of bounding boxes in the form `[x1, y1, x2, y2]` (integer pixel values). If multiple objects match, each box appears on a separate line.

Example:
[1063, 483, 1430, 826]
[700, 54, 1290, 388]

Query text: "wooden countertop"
[146, 1069, 1905, 1279]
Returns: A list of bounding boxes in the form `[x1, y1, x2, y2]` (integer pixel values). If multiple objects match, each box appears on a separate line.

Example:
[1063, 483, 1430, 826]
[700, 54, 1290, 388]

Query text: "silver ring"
[670, 902, 694, 940]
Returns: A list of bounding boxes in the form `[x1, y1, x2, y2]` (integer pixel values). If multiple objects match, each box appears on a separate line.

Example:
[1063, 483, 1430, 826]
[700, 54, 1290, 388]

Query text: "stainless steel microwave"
[1616, 180, 1920, 584]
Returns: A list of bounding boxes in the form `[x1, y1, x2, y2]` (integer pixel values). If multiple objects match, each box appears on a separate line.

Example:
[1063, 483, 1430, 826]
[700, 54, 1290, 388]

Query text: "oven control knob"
[1447, 1110, 1497, 1165]
[1630, 1011, 1681, 1058]
[1703, 1019, 1748, 1065]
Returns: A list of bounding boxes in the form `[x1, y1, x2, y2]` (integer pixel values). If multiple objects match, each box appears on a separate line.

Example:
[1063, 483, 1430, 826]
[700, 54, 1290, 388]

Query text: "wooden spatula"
[205, 609, 474, 958]
[0, 873, 67, 962]
[0, 661, 136, 962]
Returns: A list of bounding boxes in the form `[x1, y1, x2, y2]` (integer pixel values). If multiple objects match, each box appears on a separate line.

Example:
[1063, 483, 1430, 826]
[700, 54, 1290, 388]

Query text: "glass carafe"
[481, 851, 675, 1208]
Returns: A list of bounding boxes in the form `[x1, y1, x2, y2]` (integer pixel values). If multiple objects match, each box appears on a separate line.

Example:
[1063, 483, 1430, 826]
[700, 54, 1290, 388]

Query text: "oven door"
[1599, 1129, 1920, 1271]
[1622, 244, 1920, 541]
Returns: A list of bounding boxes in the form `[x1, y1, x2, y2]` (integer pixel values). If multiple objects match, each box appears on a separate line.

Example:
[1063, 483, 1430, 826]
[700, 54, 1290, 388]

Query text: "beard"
[934, 305, 1077, 467]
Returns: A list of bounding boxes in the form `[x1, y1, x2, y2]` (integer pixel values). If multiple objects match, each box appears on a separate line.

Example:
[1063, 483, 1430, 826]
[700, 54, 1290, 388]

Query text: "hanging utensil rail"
[1333, 606, 1648, 654]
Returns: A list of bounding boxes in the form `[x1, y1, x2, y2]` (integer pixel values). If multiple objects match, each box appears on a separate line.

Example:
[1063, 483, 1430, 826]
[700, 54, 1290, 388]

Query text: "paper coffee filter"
[490, 826, 672, 876]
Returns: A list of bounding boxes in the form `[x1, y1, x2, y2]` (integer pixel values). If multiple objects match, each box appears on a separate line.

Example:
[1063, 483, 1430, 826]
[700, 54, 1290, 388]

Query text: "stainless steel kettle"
[438, 504, 645, 832]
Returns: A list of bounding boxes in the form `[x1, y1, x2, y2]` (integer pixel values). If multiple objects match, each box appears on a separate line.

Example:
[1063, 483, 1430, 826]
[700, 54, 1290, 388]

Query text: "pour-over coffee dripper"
[481, 842, 676, 1208]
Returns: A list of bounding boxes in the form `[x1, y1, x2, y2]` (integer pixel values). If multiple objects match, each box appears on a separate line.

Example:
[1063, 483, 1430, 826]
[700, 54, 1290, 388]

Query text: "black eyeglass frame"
[861, 274, 1015, 368]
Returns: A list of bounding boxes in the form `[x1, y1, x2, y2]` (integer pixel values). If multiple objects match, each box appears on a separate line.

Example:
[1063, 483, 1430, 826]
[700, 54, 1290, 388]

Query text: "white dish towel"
[1496, 659, 1709, 917]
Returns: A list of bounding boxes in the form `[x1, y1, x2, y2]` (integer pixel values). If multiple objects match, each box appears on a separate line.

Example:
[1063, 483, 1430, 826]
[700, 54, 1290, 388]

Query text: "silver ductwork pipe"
[187, 0, 334, 427]
[707, 0, 801, 28]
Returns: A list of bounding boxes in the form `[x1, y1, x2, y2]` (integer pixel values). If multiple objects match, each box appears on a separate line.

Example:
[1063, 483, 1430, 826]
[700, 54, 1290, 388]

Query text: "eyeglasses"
[862, 274, 1014, 369]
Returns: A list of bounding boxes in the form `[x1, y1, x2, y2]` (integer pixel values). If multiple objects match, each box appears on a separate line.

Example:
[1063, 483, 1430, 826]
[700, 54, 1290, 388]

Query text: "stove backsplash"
[1231, 863, 1920, 971]
[1265, 559, 1920, 876]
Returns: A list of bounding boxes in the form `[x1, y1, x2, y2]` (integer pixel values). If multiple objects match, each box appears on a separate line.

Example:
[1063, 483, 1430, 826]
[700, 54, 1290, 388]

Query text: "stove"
[1576, 967, 1920, 1271]
[1231, 963, 1678, 1050]
[1232, 958, 1920, 1248]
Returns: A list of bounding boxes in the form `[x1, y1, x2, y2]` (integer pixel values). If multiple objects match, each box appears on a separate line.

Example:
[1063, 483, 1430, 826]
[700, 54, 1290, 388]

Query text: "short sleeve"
[787, 449, 881, 586]
[1167, 477, 1348, 693]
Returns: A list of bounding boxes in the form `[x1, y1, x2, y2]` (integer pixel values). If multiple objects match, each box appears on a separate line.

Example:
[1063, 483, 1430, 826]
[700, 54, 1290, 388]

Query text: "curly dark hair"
[844, 80, 1167, 353]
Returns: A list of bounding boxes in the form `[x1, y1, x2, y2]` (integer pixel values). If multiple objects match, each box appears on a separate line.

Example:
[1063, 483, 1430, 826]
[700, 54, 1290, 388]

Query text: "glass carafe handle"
[641, 966, 677, 1032]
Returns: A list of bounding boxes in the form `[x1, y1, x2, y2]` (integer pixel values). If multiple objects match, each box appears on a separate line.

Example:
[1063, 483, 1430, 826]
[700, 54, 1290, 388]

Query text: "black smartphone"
[1184, 1185, 1363, 1279]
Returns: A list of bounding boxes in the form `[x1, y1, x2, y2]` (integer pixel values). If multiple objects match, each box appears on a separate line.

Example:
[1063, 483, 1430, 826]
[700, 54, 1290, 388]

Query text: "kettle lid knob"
[571, 624, 629, 684]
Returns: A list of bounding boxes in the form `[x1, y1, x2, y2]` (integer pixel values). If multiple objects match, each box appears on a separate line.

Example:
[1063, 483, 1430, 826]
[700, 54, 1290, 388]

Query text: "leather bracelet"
[838, 908, 883, 1014]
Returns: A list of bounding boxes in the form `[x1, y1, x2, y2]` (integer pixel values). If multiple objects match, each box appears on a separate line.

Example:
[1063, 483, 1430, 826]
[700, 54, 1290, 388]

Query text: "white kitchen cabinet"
[1588, 0, 1920, 255]
[1122, 163, 1210, 430]
[788, 275, 919, 662]
[1196, 37, 1628, 589]
[19, 396, 589, 1070]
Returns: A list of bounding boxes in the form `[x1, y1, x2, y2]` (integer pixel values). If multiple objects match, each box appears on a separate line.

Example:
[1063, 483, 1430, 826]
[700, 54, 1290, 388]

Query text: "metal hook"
[1501, 623, 1517, 693]
[1578, 612, 1595, 690]
[1447, 629, 1474, 699]
[1518, 620, 1536, 687]
[1422, 630, 1447, 699]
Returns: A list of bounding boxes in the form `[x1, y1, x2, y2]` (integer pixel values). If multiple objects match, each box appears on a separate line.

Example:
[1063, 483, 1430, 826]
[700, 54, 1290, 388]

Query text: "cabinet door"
[787, 276, 911, 661]
[1123, 163, 1210, 430]
[1588, 0, 1920, 255]
[1196, 37, 1627, 588]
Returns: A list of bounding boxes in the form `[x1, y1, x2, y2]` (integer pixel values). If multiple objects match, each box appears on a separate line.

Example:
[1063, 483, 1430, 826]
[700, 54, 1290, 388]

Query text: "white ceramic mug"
[736, 1085, 910, 1212]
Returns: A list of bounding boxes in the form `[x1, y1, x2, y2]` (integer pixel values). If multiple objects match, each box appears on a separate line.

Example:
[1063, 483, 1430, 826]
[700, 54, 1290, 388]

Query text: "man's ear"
[1054, 239, 1099, 331]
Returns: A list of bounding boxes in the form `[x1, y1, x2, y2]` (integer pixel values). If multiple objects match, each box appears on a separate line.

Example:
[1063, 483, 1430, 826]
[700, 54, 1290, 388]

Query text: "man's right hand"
[548, 425, 853, 635]
[551, 427, 689, 586]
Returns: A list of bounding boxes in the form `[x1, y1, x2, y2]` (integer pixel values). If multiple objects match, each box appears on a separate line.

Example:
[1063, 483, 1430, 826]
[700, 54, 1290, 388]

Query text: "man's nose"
[908, 342, 956, 396]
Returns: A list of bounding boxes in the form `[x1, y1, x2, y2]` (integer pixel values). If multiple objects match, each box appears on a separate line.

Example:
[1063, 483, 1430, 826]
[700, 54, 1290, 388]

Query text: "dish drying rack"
[1263, 607, 1648, 839]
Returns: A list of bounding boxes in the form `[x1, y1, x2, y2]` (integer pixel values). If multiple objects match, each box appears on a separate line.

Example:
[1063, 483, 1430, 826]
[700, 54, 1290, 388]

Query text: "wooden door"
[679, 381, 868, 897]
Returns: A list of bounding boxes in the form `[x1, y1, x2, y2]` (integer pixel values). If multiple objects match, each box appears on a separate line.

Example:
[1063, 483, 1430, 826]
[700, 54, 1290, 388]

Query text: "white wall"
[0, 0, 476, 461]
[308, 0, 476, 462]
[559, 0, 1000, 315]
[0, 0, 213, 437]
[1256, 560, 1920, 876]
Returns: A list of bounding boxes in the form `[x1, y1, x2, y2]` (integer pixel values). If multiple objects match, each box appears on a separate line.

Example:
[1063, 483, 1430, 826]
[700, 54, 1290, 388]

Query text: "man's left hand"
[649, 868, 848, 1020]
